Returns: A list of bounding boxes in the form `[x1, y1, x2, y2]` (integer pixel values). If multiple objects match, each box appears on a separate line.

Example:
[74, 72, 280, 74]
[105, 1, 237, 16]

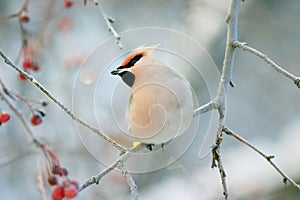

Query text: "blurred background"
[0, 0, 300, 199]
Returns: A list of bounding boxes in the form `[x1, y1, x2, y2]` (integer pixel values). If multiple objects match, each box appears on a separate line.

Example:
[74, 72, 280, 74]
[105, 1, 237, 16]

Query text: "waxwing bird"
[111, 45, 193, 145]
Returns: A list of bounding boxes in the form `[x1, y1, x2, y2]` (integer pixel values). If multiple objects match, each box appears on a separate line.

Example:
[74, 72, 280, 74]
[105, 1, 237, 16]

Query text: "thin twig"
[193, 101, 216, 117]
[36, 156, 48, 200]
[216, 0, 240, 103]
[92, 0, 123, 49]
[19, 0, 31, 13]
[0, 78, 15, 100]
[35, 0, 56, 51]
[211, 141, 227, 199]
[0, 0, 30, 23]
[0, 49, 126, 153]
[190, 7, 242, 196]
[0, 82, 48, 152]
[119, 163, 139, 200]
[79, 158, 121, 191]
[223, 127, 300, 191]
[232, 41, 300, 88]
[0, 90, 34, 138]
[0, 80, 45, 148]
[214, 0, 240, 142]
[79, 144, 145, 192]
[209, 0, 241, 199]
[211, 120, 228, 199]
[17, 0, 31, 46]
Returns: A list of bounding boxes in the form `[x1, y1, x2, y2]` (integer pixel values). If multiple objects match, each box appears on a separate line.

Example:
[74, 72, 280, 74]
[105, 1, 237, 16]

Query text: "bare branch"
[211, 141, 228, 199]
[0, 0, 30, 23]
[119, 163, 139, 200]
[232, 41, 300, 88]
[193, 101, 216, 117]
[36, 156, 48, 200]
[0, 78, 15, 99]
[0, 90, 34, 138]
[216, 0, 239, 102]
[92, 0, 123, 49]
[0, 49, 126, 153]
[209, 0, 241, 199]
[192, 3, 242, 198]
[223, 127, 300, 191]
[79, 144, 145, 192]
[214, 0, 240, 143]
[18, 0, 31, 13]
[79, 159, 121, 192]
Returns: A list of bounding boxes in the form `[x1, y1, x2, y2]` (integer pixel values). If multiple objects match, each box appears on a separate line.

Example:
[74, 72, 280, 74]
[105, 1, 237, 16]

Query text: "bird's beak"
[111, 69, 119, 75]
[111, 66, 128, 75]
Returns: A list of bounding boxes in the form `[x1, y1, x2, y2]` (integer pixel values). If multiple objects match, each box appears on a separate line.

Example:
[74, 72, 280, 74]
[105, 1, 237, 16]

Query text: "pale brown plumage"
[111, 45, 193, 144]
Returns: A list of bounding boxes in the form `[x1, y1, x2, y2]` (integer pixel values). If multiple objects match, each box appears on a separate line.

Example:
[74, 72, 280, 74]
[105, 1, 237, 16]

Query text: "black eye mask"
[111, 53, 142, 87]
[117, 54, 143, 69]
[127, 54, 143, 67]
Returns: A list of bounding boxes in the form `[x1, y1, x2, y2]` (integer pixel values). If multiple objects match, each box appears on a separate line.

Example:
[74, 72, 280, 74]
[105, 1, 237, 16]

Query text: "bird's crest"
[120, 44, 160, 67]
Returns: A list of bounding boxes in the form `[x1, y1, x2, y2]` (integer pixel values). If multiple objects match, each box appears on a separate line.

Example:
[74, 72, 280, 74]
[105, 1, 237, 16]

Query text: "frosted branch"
[232, 41, 300, 88]
[223, 127, 300, 191]
[90, 0, 123, 49]
[0, 49, 126, 153]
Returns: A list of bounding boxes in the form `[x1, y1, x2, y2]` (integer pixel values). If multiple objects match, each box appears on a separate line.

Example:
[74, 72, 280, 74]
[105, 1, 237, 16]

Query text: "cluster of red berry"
[18, 0, 74, 81]
[34, 141, 79, 200]
[35, 141, 79, 200]
[0, 109, 44, 126]
[17, 0, 73, 24]
[0, 111, 10, 126]
[18, 10, 40, 81]
[49, 165, 79, 200]
[22, 58, 40, 72]
[4, 1, 78, 199]
[52, 180, 78, 200]
[19, 58, 41, 81]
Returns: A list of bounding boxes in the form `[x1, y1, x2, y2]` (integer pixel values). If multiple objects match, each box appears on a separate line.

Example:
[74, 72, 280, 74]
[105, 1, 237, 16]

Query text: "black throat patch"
[120, 71, 135, 87]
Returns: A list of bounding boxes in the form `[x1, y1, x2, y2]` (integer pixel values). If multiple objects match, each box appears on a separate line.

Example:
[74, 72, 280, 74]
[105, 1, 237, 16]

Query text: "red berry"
[30, 114, 42, 126]
[61, 167, 68, 176]
[22, 59, 32, 69]
[48, 176, 58, 186]
[52, 165, 64, 176]
[52, 186, 64, 200]
[0, 111, 10, 123]
[32, 63, 40, 72]
[64, 185, 78, 199]
[62, 180, 78, 188]
[20, 15, 30, 23]
[64, 0, 73, 8]
[69, 180, 79, 190]
[18, 73, 27, 81]
[52, 165, 61, 175]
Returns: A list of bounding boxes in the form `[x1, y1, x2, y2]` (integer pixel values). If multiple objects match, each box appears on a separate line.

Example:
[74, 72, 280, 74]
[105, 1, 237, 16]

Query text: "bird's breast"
[126, 58, 194, 144]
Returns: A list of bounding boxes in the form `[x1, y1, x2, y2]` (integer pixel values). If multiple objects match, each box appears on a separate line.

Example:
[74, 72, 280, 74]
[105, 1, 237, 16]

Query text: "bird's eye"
[115, 53, 143, 73]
